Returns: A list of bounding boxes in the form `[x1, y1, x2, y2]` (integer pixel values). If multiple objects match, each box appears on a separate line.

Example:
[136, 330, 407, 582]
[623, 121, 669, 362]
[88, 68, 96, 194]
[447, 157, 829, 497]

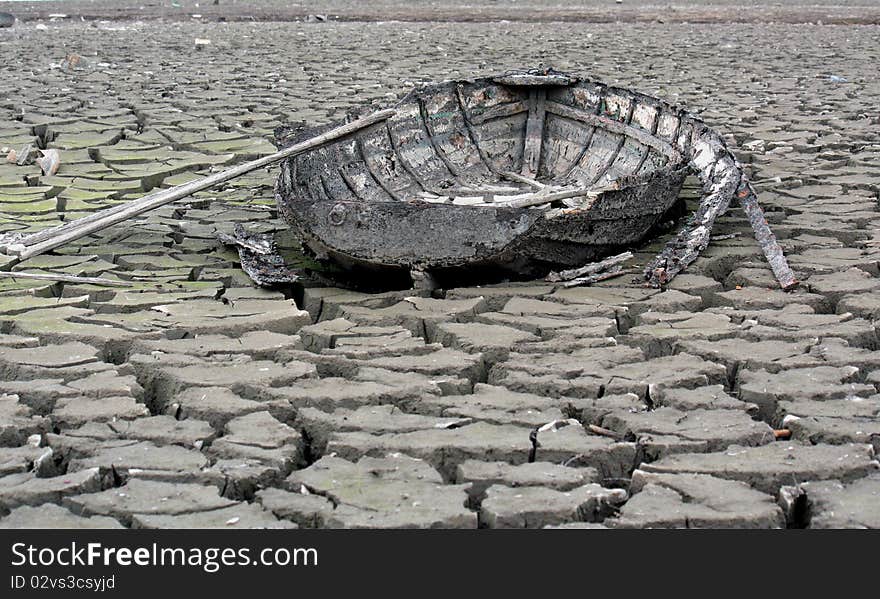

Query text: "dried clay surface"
[0, 1, 878, 529]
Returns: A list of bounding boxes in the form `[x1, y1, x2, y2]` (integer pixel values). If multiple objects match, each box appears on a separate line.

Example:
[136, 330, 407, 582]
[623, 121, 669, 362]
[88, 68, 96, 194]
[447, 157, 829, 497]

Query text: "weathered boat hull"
[274, 69, 794, 289]
[278, 166, 685, 274]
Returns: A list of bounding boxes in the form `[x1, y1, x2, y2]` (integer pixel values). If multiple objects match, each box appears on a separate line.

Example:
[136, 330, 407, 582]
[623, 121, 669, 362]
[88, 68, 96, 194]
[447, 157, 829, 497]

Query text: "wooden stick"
[546, 251, 633, 283]
[587, 424, 624, 440]
[559, 265, 631, 288]
[737, 185, 799, 291]
[493, 186, 601, 209]
[7, 109, 397, 263]
[0, 271, 131, 287]
[500, 170, 547, 189]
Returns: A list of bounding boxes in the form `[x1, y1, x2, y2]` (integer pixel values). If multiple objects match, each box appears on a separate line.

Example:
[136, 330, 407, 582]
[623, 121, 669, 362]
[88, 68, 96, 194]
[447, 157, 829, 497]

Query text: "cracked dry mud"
[1, 1, 879, 529]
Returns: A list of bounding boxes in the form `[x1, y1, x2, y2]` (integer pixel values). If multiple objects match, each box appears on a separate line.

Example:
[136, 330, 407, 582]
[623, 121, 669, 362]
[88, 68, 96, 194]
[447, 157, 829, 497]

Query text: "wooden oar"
[4, 108, 397, 263]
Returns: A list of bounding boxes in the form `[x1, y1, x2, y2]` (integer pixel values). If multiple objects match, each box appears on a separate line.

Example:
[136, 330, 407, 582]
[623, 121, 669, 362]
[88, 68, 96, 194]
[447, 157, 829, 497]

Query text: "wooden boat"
[274, 68, 687, 284]
[274, 68, 796, 289]
[1, 68, 794, 292]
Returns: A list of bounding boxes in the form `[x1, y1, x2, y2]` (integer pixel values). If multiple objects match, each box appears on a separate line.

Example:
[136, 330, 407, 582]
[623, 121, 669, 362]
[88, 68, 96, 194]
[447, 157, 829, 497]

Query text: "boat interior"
[287, 71, 688, 213]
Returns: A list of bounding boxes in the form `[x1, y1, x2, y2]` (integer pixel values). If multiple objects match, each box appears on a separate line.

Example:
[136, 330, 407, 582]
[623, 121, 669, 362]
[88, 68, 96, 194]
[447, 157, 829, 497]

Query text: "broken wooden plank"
[644, 125, 797, 291]
[738, 184, 799, 291]
[558, 266, 630, 288]
[521, 89, 547, 177]
[216, 224, 299, 287]
[467, 101, 527, 126]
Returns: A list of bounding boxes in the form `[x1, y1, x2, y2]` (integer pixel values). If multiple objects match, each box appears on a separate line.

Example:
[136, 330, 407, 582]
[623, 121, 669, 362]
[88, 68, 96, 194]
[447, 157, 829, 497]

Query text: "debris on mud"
[217, 223, 300, 286]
